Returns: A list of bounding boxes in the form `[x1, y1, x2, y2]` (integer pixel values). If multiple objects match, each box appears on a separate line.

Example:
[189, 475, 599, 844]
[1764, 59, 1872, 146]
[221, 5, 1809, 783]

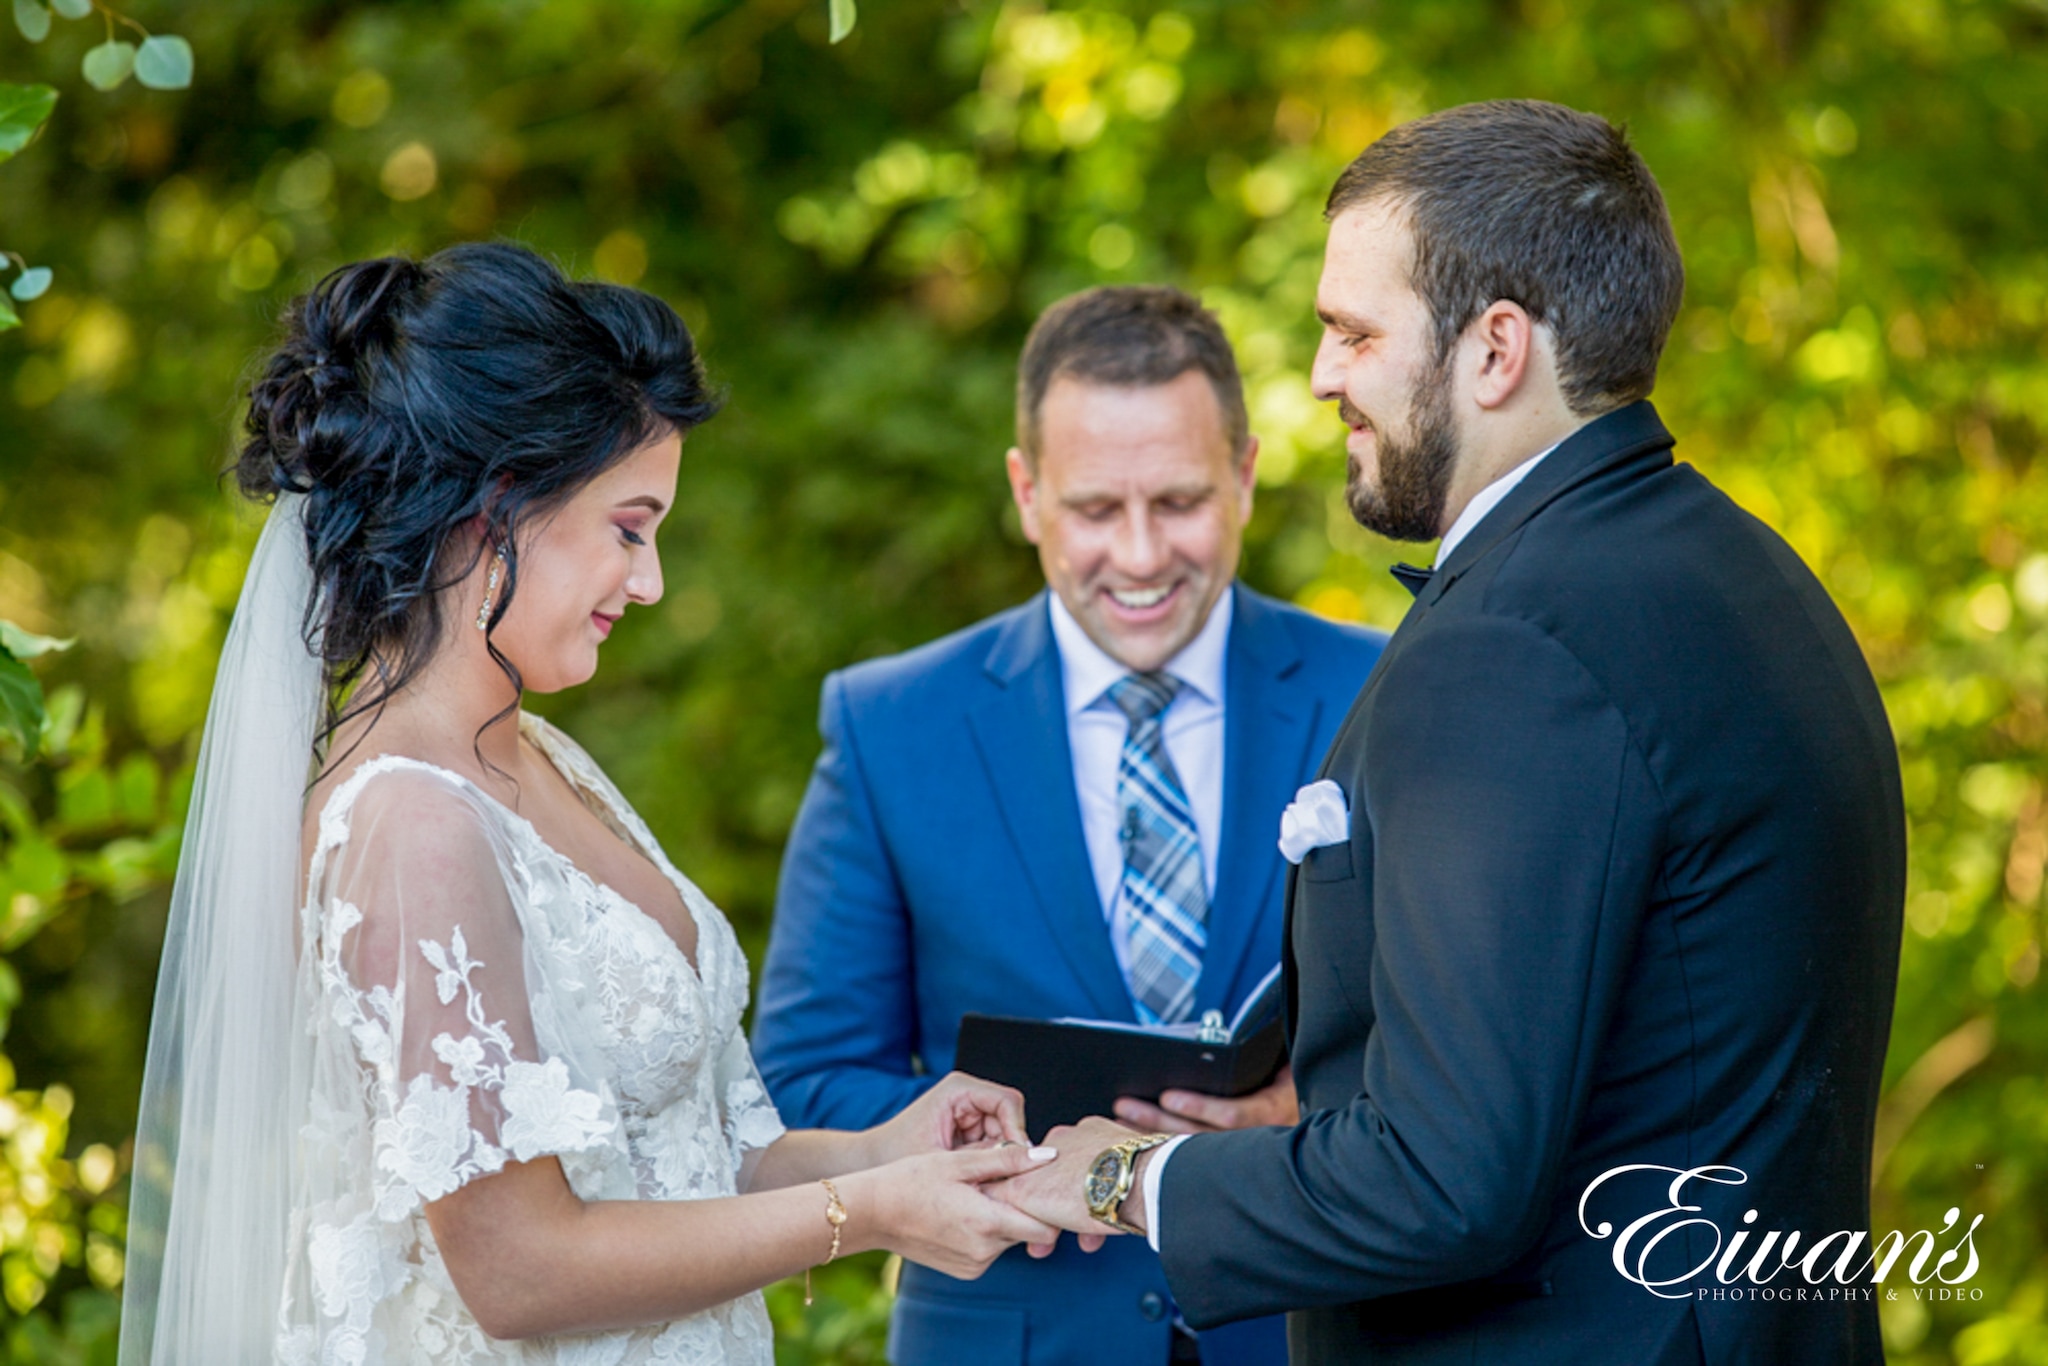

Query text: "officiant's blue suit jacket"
[754, 584, 1385, 1366]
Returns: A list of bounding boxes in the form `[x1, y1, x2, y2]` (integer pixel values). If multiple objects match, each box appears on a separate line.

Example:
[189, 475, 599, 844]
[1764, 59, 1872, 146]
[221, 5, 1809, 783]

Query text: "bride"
[118, 242, 1060, 1364]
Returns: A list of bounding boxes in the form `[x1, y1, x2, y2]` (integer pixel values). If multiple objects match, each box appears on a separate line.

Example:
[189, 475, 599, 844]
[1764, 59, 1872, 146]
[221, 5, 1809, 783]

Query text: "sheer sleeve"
[305, 761, 624, 1224]
[717, 1003, 786, 1193]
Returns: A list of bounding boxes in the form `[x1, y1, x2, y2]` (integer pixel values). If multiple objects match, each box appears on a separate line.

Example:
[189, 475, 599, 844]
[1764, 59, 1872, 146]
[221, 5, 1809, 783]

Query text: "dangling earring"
[475, 547, 505, 631]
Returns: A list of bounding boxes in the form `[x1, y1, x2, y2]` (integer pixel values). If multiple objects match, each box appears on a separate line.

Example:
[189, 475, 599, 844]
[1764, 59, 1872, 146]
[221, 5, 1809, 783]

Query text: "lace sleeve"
[717, 1019, 786, 1193]
[307, 763, 622, 1223]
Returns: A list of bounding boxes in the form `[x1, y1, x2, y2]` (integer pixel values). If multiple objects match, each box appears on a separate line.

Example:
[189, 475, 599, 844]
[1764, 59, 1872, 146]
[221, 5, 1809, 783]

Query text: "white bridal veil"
[121, 493, 321, 1363]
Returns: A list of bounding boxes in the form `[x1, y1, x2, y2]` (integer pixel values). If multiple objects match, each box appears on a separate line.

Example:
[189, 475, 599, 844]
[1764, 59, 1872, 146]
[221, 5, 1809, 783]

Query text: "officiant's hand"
[1112, 1064, 1298, 1134]
[987, 1115, 1144, 1257]
[866, 1070, 1031, 1164]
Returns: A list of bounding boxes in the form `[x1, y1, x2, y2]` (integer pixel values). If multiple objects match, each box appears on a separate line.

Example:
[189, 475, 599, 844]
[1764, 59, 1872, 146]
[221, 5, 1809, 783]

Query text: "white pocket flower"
[1279, 780, 1350, 864]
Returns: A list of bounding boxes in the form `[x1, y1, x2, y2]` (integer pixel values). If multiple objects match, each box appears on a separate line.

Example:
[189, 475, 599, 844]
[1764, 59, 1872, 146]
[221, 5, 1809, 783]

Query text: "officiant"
[753, 285, 1385, 1366]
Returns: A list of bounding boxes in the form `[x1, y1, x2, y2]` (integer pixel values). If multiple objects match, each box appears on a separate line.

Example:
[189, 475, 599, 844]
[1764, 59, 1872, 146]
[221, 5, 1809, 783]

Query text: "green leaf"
[81, 40, 136, 92]
[5, 837, 66, 901]
[12, 0, 50, 44]
[9, 266, 51, 301]
[0, 82, 58, 163]
[0, 653, 44, 756]
[47, 0, 85, 16]
[134, 35, 194, 91]
[828, 0, 856, 44]
[0, 622, 73, 660]
[0, 294, 17, 331]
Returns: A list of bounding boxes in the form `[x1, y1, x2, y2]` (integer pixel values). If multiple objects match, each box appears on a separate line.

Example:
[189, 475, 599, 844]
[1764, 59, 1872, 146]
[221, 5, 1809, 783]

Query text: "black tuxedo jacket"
[1156, 403, 1904, 1365]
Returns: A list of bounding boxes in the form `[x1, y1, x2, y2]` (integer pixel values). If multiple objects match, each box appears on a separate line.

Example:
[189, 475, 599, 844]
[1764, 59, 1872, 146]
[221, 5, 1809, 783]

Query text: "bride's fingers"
[939, 1073, 1030, 1148]
[1027, 1238, 1057, 1259]
[1078, 1232, 1107, 1253]
[987, 1088, 1029, 1145]
[942, 1141, 1056, 1185]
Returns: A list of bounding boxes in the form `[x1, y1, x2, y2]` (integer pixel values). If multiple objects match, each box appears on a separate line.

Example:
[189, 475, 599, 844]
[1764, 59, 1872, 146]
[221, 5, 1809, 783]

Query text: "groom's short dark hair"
[1016, 285, 1249, 462]
[1327, 99, 1684, 416]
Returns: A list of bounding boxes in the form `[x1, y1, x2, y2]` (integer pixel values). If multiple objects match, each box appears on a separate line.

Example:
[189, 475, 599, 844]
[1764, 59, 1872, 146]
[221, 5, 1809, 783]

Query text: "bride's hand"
[866, 1071, 1030, 1163]
[844, 1143, 1063, 1281]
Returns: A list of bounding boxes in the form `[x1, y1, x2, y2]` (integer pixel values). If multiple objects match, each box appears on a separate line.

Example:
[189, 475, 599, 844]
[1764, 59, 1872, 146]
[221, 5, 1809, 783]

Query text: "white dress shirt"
[1139, 438, 1565, 1254]
[1432, 438, 1561, 567]
[1048, 589, 1231, 970]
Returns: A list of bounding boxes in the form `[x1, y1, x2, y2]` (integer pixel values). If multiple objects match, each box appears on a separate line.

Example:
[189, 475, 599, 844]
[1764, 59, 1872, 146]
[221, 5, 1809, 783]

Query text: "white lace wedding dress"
[275, 712, 785, 1365]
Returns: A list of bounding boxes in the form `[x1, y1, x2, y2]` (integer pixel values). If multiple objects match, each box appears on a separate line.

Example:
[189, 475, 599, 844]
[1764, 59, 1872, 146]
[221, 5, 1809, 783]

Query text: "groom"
[998, 100, 1906, 1365]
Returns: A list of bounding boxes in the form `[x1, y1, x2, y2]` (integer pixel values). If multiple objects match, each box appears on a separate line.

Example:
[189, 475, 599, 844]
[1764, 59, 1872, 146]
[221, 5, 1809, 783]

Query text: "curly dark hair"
[236, 240, 720, 767]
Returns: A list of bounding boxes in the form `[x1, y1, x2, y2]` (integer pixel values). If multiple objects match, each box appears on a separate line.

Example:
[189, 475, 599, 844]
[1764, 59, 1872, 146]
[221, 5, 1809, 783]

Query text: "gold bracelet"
[804, 1177, 849, 1307]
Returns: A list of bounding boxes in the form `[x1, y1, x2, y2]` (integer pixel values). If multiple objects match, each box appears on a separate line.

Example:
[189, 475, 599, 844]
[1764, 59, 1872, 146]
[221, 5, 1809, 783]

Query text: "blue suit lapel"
[1196, 585, 1319, 1017]
[965, 594, 1136, 1022]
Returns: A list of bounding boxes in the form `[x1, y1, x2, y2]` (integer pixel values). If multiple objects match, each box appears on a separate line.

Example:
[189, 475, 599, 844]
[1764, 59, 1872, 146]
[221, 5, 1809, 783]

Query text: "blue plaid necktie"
[1107, 672, 1208, 1026]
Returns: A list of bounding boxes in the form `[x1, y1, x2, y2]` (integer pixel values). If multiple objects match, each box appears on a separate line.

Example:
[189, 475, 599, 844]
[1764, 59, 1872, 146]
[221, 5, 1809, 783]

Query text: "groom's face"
[1311, 200, 1463, 542]
[1007, 368, 1257, 673]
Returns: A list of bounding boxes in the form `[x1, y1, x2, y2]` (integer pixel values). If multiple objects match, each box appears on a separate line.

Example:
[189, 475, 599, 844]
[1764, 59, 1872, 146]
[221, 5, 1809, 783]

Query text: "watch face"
[1085, 1151, 1123, 1208]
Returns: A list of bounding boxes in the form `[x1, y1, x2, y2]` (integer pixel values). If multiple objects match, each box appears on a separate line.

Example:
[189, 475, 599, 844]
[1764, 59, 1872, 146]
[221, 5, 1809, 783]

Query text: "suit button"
[1139, 1291, 1166, 1321]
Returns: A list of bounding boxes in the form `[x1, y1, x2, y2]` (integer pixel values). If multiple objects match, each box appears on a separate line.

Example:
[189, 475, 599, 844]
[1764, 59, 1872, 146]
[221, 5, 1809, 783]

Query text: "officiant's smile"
[1005, 367, 1259, 674]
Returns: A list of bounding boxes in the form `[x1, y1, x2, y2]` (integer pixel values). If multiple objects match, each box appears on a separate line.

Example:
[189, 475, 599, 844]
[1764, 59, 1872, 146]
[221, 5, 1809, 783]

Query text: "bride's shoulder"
[517, 711, 631, 806]
[517, 709, 601, 775]
[308, 751, 505, 864]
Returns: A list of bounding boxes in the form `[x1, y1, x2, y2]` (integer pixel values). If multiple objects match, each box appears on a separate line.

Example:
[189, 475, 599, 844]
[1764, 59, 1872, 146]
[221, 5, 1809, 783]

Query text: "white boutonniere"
[1278, 779, 1349, 864]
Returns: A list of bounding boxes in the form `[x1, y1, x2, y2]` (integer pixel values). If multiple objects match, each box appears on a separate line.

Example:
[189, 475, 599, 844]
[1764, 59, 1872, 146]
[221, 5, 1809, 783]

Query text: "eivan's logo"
[1579, 1165, 1983, 1302]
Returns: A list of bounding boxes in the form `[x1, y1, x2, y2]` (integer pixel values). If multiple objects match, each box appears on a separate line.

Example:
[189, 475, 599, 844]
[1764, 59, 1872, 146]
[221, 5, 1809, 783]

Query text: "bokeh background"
[1, 0, 2044, 1360]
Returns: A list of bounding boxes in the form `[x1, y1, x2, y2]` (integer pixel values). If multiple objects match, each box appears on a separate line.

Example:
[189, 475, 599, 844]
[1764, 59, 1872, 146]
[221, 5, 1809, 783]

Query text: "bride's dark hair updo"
[237, 240, 719, 755]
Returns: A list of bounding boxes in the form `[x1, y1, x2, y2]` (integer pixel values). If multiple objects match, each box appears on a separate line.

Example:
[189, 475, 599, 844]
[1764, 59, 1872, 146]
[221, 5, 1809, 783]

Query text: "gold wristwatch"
[1084, 1133, 1171, 1235]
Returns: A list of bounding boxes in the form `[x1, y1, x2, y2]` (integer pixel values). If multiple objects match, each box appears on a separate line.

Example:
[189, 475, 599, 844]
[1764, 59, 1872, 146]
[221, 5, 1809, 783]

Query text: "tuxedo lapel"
[1198, 586, 1317, 1017]
[965, 594, 1136, 1022]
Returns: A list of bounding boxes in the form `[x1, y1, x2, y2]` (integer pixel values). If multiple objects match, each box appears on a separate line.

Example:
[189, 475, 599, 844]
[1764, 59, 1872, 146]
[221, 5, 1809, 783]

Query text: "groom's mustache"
[1337, 399, 1371, 432]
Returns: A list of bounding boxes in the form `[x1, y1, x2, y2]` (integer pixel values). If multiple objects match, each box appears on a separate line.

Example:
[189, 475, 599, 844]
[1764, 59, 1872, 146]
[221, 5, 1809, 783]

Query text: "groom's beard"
[1342, 357, 1459, 543]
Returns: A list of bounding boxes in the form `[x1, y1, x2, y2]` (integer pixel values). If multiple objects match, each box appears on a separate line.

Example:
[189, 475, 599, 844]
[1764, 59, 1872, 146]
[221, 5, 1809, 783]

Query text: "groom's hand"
[1113, 1064, 1297, 1134]
[988, 1115, 1142, 1258]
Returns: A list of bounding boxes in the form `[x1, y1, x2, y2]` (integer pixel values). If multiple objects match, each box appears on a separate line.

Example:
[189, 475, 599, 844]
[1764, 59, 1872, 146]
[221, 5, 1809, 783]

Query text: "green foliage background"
[1, 0, 2044, 1360]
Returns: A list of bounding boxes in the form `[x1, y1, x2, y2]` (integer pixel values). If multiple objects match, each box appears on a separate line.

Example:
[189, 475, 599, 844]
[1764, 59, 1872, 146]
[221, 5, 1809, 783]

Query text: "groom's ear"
[1005, 445, 1045, 545]
[1468, 300, 1542, 411]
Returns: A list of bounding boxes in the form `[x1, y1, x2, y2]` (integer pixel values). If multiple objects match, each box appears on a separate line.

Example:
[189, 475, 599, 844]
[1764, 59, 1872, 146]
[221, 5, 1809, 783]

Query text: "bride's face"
[483, 429, 681, 692]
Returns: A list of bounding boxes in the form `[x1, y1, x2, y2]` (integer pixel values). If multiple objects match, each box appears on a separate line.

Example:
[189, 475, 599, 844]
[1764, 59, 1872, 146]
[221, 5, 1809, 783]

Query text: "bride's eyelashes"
[618, 524, 648, 546]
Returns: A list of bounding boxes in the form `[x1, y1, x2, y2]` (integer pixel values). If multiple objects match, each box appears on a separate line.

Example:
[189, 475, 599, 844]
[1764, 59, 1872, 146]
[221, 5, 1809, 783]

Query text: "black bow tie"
[1390, 562, 1435, 598]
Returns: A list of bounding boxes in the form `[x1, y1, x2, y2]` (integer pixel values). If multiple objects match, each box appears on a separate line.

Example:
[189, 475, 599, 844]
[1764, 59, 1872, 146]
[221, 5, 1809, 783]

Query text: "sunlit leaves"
[81, 41, 137, 92]
[0, 623, 72, 660]
[135, 35, 194, 91]
[0, 622, 70, 756]
[829, 0, 857, 44]
[0, 82, 57, 163]
[0, 654, 41, 754]
[9, 265, 51, 300]
[12, 0, 49, 43]
[6, 0, 191, 92]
